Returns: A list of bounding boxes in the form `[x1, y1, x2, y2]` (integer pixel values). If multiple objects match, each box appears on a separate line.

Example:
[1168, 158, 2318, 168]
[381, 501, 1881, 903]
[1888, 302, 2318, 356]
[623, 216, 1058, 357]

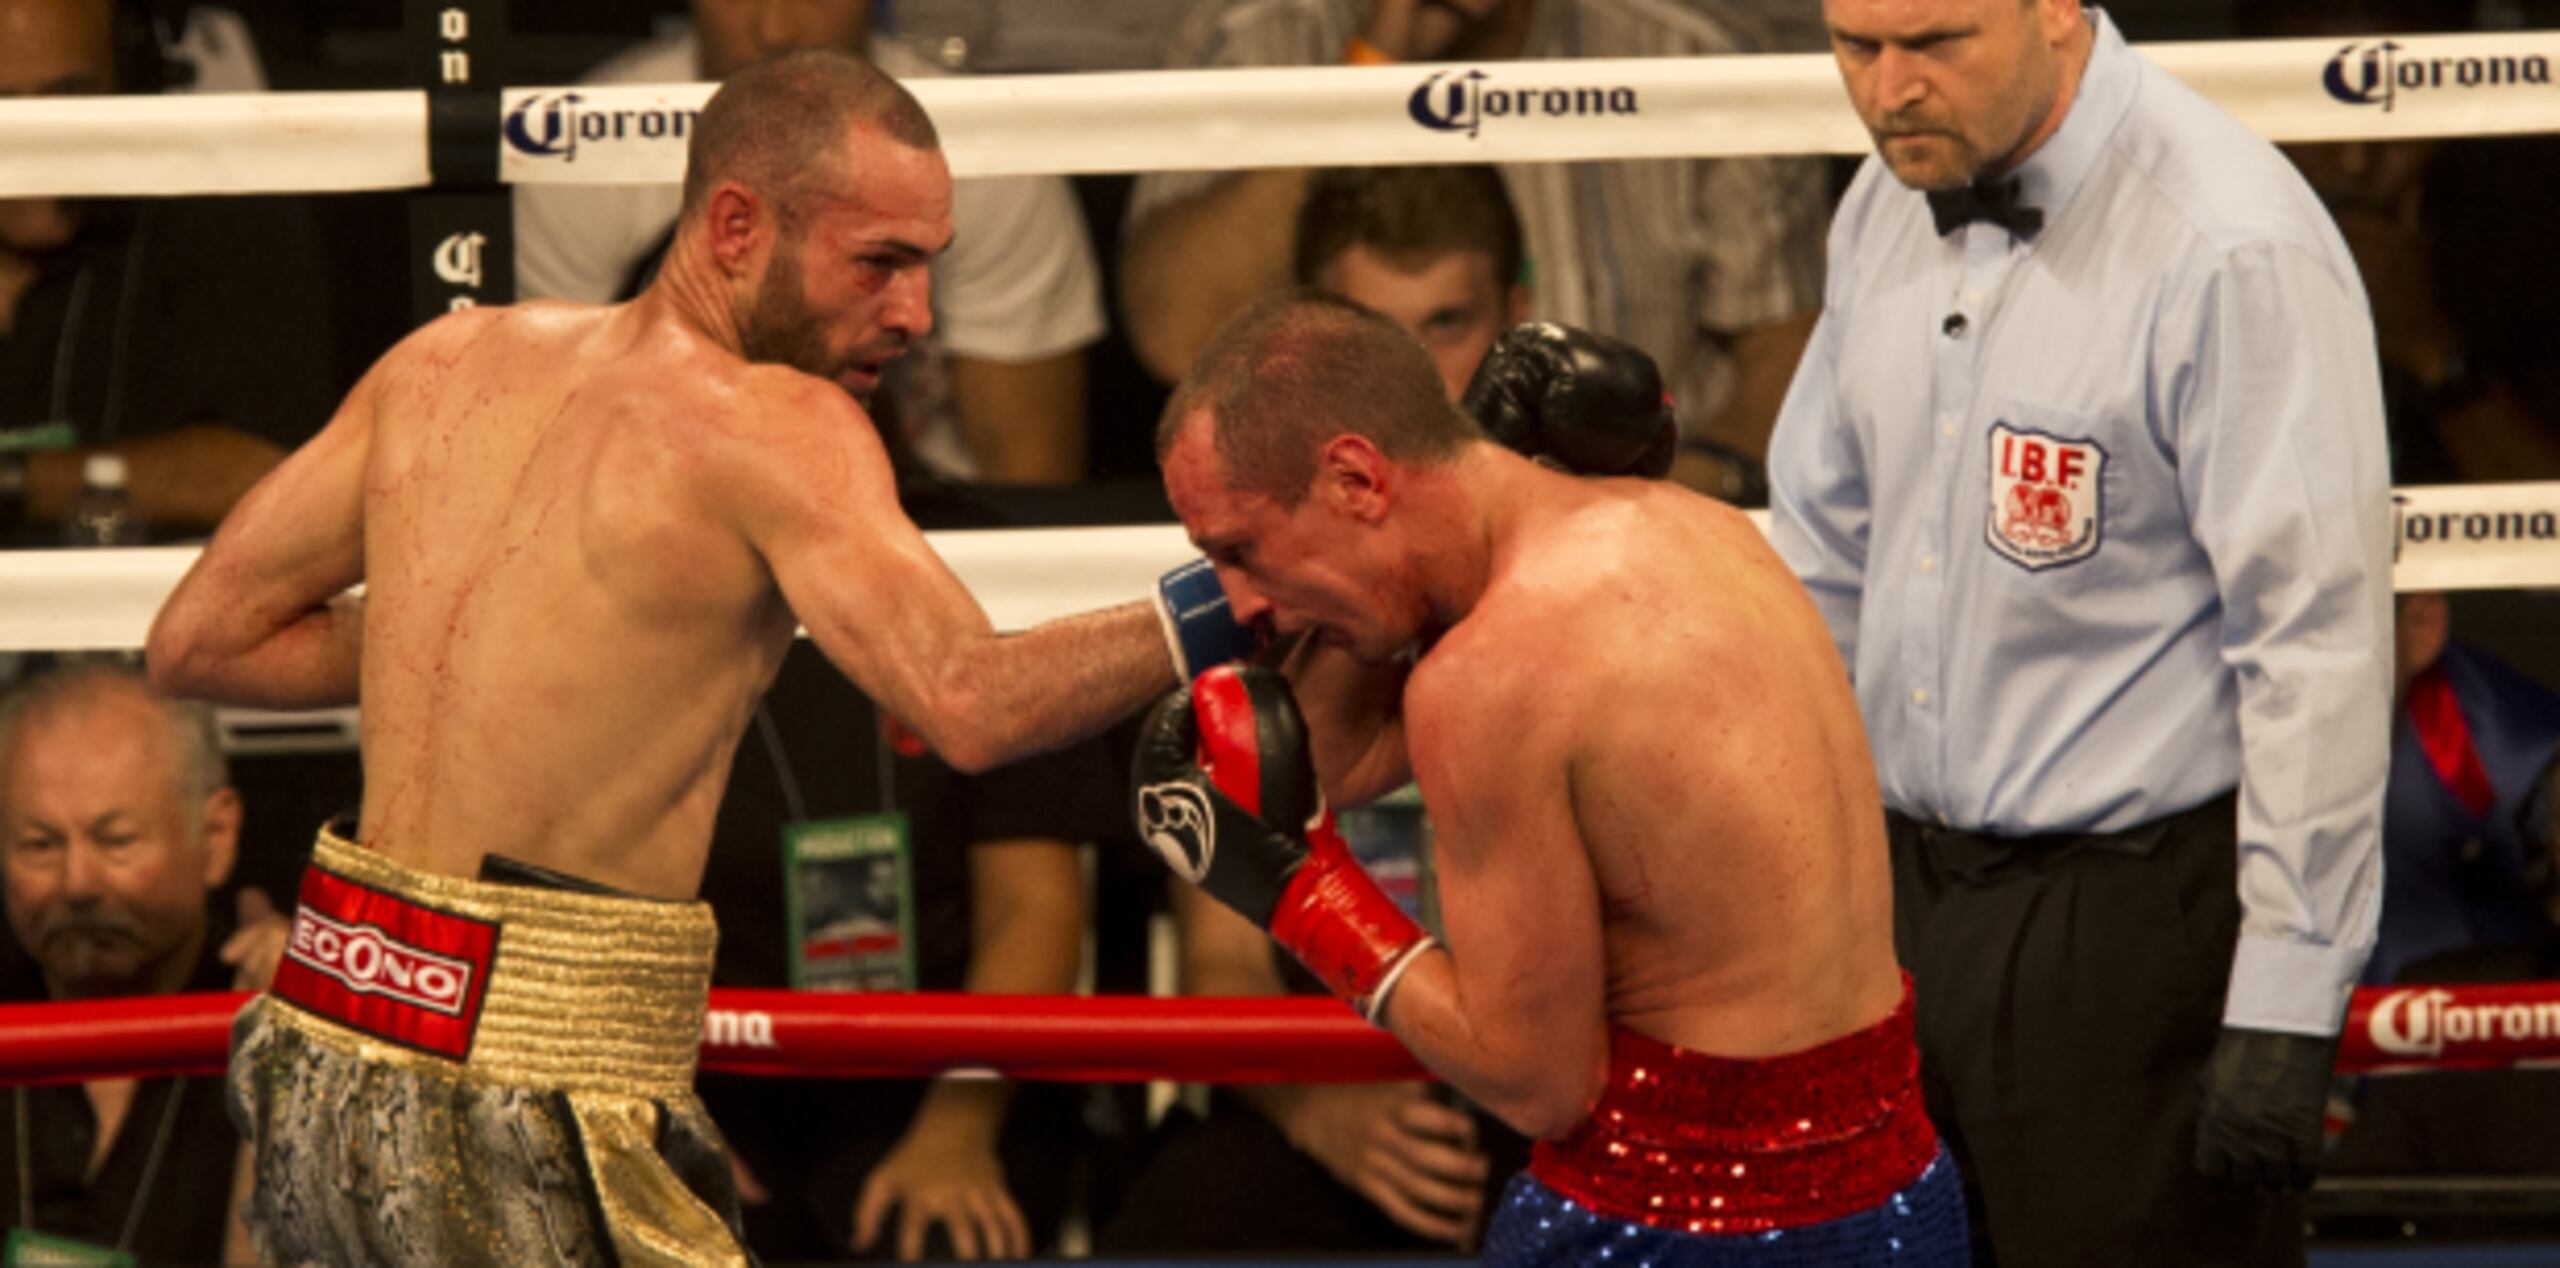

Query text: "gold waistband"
[275, 826, 719, 1100]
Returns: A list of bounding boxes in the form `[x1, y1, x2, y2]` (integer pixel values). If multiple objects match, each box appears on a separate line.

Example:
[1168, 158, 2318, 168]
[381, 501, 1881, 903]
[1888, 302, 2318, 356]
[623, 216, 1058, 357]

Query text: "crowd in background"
[2, 0, 2559, 1260]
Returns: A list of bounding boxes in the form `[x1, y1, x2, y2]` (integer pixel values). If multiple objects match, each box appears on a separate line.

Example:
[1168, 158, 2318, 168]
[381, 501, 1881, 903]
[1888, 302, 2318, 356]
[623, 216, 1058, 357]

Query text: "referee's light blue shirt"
[1767, 11, 2391, 1037]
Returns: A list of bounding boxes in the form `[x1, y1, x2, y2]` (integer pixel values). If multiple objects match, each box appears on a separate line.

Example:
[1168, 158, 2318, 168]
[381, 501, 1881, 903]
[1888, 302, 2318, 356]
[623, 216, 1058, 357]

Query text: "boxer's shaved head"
[682, 48, 939, 224]
[1159, 291, 1481, 504]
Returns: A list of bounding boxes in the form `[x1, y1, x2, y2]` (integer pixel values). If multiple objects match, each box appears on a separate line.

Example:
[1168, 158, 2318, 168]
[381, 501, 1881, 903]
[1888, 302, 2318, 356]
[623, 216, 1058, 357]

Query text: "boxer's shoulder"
[371, 302, 513, 382]
[680, 364, 901, 540]
[1405, 592, 1585, 754]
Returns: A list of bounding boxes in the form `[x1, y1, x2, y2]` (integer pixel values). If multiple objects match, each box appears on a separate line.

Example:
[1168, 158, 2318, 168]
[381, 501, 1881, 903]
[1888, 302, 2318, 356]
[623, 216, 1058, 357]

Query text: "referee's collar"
[1993, 8, 2139, 240]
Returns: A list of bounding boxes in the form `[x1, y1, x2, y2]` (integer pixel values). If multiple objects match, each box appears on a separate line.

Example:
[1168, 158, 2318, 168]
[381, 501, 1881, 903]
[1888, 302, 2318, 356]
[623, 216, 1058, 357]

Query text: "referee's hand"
[2193, 1026, 2338, 1190]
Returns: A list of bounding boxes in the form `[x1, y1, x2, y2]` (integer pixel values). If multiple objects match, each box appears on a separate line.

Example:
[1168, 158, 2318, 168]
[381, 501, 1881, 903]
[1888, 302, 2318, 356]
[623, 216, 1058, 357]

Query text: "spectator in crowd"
[0, 0, 339, 544]
[2409, 133, 2560, 482]
[139, 0, 283, 92]
[2241, 0, 2560, 483]
[1290, 165, 1529, 402]
[1120, 0, 1824, 501]
[511, 0, 1106, 486]
[2369, 590, 2560, 985]
[697, 644, 1123, 1263]
[0, 663, 289, 1263]
[1292, 163, 1766, 501]
[2322, 770, 2560, 1228]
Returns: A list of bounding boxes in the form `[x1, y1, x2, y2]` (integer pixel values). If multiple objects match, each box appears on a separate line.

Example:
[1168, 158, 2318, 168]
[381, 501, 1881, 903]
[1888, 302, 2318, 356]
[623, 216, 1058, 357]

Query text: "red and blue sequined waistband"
[1529, 975, 1939, 1235]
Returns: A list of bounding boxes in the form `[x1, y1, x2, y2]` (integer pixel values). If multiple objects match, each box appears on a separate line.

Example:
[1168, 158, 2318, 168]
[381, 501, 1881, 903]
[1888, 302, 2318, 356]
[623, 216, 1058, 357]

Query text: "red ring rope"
[0, 983, 2547, 1087]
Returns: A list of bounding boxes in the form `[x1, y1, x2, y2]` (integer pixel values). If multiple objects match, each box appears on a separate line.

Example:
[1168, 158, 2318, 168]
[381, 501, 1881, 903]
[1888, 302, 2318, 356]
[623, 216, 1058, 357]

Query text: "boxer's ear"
[1315, 434, 1390, 524]
[704, 183, 770, 275]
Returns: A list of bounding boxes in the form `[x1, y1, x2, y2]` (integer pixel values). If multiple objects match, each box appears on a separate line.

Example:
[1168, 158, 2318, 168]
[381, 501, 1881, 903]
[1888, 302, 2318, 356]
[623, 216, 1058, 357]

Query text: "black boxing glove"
[2193, 1026, 2339, 1191]
[1459, 322, 1679, 479]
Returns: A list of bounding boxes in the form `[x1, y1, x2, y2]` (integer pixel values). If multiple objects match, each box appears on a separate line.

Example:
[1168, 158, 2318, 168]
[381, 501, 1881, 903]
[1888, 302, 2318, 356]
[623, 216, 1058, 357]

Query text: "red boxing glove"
[1132, 664, 1436, 1021]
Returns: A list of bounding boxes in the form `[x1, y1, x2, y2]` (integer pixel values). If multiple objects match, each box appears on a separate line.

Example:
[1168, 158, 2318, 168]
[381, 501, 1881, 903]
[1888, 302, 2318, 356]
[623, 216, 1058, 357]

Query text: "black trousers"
[1890, 792, 2301, 1268]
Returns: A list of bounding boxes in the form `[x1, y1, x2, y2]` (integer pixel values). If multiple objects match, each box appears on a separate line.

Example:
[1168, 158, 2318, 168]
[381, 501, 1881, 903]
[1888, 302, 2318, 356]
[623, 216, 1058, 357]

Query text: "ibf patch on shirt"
[1986, 423, 2106, 570]
[270, 865, 500, 1061]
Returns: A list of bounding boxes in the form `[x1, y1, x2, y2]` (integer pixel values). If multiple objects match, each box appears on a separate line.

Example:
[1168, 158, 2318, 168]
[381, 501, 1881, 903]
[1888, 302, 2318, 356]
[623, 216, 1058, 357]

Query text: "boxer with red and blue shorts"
[1486, 982, 1964, 1266]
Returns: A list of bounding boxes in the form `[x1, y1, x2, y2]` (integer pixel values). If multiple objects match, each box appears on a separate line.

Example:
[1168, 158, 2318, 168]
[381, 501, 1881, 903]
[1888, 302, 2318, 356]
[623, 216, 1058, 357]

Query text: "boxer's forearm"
[1379, 952, 1607, 1142]
[150, 593, 362, 710]
[917, 602, 1173, 772]
[1283, 639, 1413, 807]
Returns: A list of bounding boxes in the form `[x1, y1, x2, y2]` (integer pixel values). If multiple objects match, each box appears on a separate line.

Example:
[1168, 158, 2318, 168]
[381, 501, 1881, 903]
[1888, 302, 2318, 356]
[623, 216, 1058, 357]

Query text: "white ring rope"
[1, 485, 2552, 655]
[1, 32, 2556, 194]
[2, 35, 2555, 661]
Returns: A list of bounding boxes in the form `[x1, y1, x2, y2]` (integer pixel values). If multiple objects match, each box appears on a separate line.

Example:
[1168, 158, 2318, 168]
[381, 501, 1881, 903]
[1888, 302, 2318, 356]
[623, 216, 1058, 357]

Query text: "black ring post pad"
[428, 91, 503, 189]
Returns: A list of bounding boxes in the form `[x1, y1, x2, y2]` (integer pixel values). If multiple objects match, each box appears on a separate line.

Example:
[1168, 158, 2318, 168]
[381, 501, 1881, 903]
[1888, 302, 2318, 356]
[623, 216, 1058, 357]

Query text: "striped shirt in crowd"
[1126, 0, 1829, 441]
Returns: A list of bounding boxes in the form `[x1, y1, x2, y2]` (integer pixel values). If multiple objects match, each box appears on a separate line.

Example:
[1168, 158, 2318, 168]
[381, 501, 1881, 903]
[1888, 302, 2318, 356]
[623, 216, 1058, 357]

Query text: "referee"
[1768, 1, 2390, 1264]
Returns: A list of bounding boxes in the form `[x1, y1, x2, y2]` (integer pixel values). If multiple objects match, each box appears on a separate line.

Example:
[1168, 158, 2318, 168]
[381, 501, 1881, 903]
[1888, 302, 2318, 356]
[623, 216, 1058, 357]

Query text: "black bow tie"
[1926, 177, 2043, 238]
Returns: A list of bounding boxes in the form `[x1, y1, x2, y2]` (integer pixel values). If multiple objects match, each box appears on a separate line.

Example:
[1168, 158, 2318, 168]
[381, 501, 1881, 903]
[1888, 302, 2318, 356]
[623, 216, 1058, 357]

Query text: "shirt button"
[1911, 688, 1930, 707]
[1964, 290, 1983, 305]
[1919, 555, 1935, 574]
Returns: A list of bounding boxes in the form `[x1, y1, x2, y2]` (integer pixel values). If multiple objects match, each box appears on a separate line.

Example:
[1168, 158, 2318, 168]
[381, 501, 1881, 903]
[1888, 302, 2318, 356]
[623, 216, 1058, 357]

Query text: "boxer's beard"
[738, 234, 886, 402]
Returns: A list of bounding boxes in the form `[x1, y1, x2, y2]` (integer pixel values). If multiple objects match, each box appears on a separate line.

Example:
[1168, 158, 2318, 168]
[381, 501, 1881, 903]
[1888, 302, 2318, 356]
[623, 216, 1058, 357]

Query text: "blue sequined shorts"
[1482, 1150, 1969, 1267]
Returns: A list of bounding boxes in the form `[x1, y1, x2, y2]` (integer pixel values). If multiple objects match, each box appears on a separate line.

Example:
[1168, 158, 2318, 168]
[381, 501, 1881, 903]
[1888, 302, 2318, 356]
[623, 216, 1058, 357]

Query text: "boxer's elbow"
[145, 604, 216, 698]
[1472, 1047, 1608, 1141]
[907, 637, 1080, 772]
[926, 725, 1006, 776]
[899, 681, 1013, 775]
[1490, 1078, 1606, 1142]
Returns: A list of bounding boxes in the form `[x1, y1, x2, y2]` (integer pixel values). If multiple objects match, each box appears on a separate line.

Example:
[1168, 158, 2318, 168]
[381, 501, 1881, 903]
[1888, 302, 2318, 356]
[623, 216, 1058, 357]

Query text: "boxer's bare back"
[352, 303, 847, 896]
[153, 125, 1169, 899]
[1403, 475, 1899, 1061]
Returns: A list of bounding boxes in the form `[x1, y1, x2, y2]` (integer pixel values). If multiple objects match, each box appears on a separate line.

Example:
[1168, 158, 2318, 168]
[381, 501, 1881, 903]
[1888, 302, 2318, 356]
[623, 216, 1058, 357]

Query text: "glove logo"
[1137, 782, 1216, 882]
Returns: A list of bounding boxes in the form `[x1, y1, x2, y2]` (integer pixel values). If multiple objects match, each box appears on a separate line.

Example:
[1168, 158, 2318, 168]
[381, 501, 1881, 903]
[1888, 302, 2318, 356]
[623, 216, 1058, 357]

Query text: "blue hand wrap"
[1154, 557, 1259, 678]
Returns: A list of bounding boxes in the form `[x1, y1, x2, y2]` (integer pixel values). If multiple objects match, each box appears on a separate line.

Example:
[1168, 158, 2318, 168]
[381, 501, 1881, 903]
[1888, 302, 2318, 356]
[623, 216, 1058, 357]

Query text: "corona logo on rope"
[2322, 39, 2551, 112]
[1408, 68, 1639, 139]
[2367, 986, 2560, 1059]
[703, 1009, 777, 1050]
[2391, 491, 2560, 563]
[503, 91, 699, 163]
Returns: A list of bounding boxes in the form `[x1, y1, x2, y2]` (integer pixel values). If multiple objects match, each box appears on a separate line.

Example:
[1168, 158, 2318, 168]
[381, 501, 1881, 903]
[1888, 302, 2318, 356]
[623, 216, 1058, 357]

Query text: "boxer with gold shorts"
[152, 45, 1181, 1264]
[231, 829, 742, 1265]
